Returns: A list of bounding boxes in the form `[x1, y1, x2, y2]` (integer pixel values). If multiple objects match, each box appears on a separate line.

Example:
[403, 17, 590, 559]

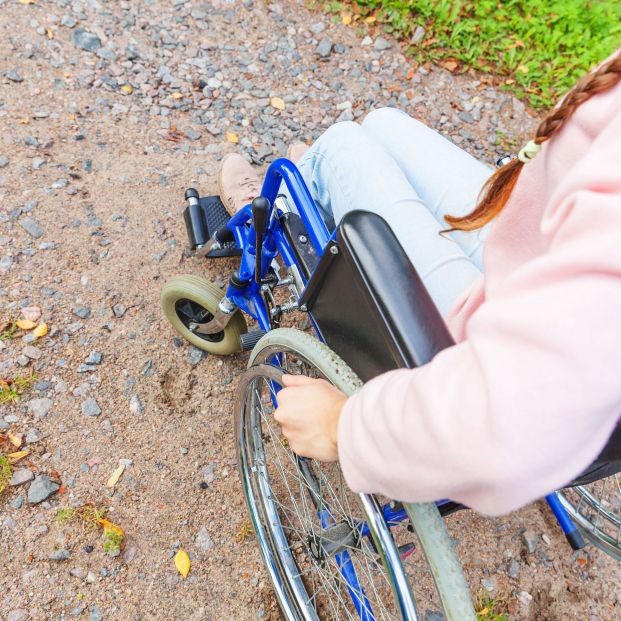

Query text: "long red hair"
[445, 52, 621, 232]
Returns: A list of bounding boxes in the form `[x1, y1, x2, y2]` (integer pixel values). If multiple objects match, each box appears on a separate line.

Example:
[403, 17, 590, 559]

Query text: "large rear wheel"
[236, 328, 475, 620]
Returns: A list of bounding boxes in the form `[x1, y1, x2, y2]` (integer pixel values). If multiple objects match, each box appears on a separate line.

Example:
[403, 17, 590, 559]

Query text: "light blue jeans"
[294, 108, 493, 316]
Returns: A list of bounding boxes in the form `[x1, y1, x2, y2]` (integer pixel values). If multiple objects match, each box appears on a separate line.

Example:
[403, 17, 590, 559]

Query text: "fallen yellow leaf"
[98, 519, 124, 537]
[364, 15, 377, 24]
[341, 13, 352, 25]
[19, 0, 36, 4]
[226, 131, 239, 144]
[8, 450, 29, 462]
[106, 464, 125, 489]
[174, 549, 191, 578]
[16, 319, 36, 330]
[120, 85, 133, 94]
[270, 97, 285, 111]
[18, 118, 30, 125]
[171, 92, 184, 100]
[46, 29, 54, 39]
[8, 431, 23, 448]
[33, 323, 48, 338]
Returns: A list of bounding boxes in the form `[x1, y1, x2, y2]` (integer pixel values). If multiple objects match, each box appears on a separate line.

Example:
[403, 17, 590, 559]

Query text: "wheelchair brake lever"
[252, 196, 270, 284]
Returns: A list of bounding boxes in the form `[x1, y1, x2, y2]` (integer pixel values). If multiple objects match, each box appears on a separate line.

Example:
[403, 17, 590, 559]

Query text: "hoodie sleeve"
[337, 111, 621, 516]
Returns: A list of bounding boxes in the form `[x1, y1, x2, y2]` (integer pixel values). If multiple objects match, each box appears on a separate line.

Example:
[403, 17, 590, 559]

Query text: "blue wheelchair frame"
[221, 158, 582, 618]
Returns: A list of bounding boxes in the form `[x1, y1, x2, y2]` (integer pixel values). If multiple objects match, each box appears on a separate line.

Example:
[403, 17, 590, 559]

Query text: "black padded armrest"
[338, 210, 455, 367]
[302, 210, 455, 380]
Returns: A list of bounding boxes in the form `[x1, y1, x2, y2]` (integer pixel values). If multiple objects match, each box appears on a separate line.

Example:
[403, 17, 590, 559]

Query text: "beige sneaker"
[286, 141, 309, 164]
[218, 153, 261, 216]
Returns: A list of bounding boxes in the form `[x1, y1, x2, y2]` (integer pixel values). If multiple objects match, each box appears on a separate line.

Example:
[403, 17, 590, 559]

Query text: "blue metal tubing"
[546, 492, 579, 535]
[336, 550, 374, 621]
[260, 158, 330, 254]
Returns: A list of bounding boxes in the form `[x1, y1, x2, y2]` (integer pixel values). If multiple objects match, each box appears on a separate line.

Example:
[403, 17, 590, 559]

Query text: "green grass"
[0, 454, 13, 495]
[475, 592, 510, 621]
[322, 0, 621, 108]
[0, 373, 36, 405]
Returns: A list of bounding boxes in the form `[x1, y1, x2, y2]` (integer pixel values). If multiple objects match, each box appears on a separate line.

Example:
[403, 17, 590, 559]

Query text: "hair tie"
[517, 139, 541, 163]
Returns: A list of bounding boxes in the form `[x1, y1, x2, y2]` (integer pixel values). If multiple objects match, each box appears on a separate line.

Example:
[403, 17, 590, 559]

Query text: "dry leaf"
[120, 85, 133, 94]
[341, 13, 352, 25]
[8, 450, 29, 462]
[443, 60, 458, 72]
[270, 97, 285, 111]
[364, 15, 376, 24]
[171, 92, 183, 100]
[8, 431, 23, 448]
[21, 306, 41, 322]
[16, 319, 36, 330]
[33, 323, 48, 338]
[18, 118, 30, 124]
[46, 29, 54, 39]
[19, 0, 36, 4]
[174, 549, 191, 578]
[226, 131, 239, 144]
[106, 464, 125, 488]
[98, 519, 124, 537]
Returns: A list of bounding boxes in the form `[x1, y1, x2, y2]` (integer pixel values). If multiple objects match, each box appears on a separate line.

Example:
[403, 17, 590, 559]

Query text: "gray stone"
[23, 345, 42, 360]
[6, 70, 23, 83]
[112, 303, 126, 318]
[25, 428, 40, 443]
[86, 351, 103, 364]
[82, 398, 101, 417]
[61, 14, 78, 28]
[77, 364, 97, 373]
[71, 28, 102, 53]
[129, 394, 143, 414]
[73, 306, 91, 319]
[316, 38, 333, 59]
[28, 475, 60, 503]
[374, 36, 392, 51]
[195, 527, 214, 551]
[90, 605, 102, 621]
[521, 528, 538, 554]
[3, 515, 16, 529]
[28, 398, 52, 419]
[50, 548, 70, 561]
[458, 111, 475, 124]
[411, 26, 426, 45]
[10, 494, 24, 509]
[9, 468, 34, 486]
[185, 128, 201, 141]
[7, 611, 28, 621]
[187, 346, 206, 365]
[0, 155, 9, 168]
[507, 558, 520, 578]
[19, 218, 44, 238]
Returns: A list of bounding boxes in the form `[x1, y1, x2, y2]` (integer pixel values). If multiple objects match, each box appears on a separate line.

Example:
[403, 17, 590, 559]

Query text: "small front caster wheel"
[160, 274, 247, 355]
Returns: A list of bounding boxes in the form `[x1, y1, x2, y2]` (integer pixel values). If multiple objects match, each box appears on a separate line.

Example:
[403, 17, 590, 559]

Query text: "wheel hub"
[307, 521, 360, 563]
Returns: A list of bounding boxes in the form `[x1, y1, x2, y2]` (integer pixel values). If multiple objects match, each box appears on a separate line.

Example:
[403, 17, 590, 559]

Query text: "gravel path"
[1, 1, 620, 620]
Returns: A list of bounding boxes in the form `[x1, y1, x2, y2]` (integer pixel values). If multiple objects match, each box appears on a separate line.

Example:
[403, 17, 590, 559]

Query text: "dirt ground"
[1, 1, 621, 620]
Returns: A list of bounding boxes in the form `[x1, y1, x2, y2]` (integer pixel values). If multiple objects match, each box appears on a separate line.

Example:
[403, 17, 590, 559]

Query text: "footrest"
[183, 193, 241, 259]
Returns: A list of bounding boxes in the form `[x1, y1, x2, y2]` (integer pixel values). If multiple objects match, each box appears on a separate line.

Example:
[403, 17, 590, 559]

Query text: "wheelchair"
[161, 158, 621, 620]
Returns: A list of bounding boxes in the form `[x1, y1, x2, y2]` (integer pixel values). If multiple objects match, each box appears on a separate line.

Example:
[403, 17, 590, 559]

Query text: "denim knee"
[312, 120, 365, 158]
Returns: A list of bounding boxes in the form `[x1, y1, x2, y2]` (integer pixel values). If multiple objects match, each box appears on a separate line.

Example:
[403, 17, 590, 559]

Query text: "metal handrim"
[236, 362, 420, 620]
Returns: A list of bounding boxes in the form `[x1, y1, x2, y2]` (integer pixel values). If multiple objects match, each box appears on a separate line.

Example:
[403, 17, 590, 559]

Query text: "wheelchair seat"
[300, 210, 621, 489]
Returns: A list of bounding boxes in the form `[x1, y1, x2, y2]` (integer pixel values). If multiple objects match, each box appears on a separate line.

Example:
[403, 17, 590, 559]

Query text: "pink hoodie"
[337, 64, 621, 516]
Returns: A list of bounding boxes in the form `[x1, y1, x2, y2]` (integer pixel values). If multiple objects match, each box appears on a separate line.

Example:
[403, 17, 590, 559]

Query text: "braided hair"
[445, 52, 621, 232]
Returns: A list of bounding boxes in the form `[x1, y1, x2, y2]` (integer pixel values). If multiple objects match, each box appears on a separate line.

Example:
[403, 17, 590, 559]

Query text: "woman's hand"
[274, 374, 348, 462]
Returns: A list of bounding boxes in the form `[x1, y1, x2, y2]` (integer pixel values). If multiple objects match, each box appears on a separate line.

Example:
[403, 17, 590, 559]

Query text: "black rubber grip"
[565, 530, 586, 550]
